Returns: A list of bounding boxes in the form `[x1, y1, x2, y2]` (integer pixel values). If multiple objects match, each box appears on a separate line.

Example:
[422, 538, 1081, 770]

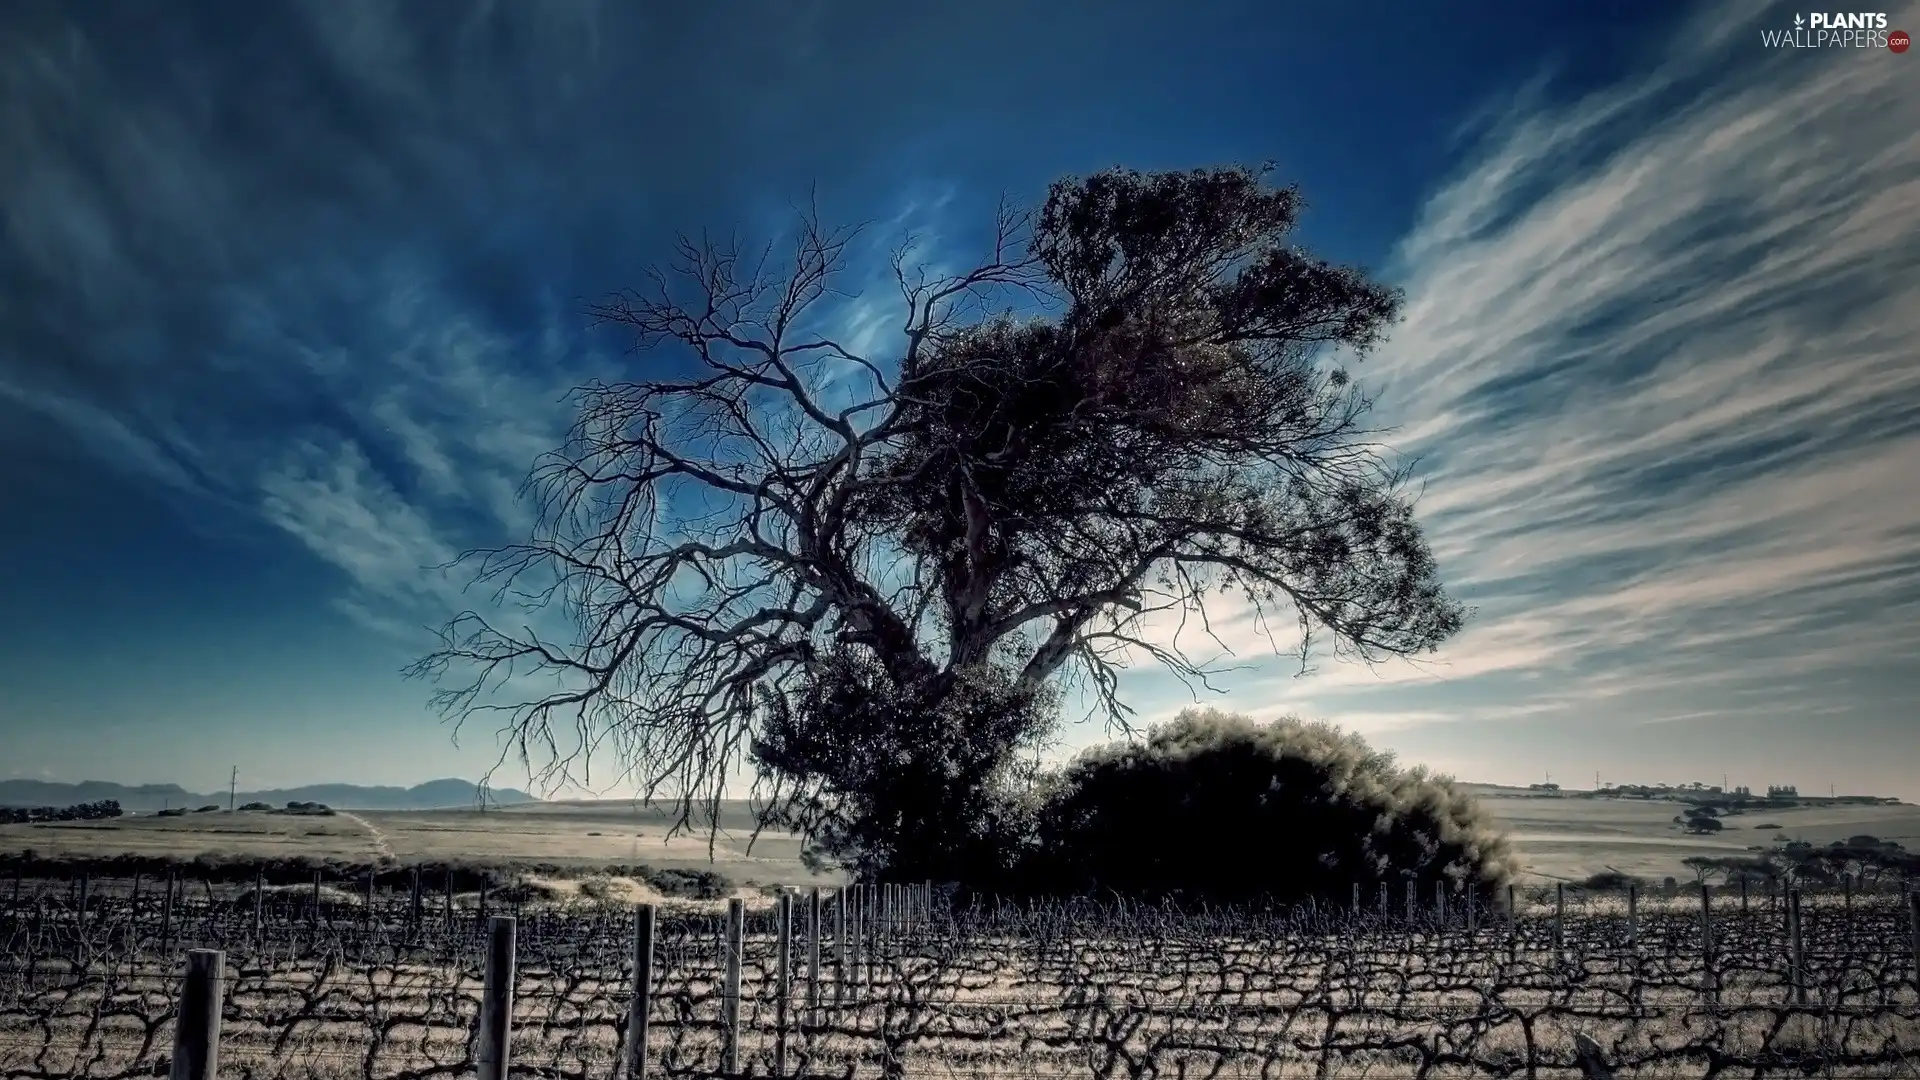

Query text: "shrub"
[1578, 870, 1640, 891]
[195, 805, 221, 813]
[1014, 708, 1513, 904]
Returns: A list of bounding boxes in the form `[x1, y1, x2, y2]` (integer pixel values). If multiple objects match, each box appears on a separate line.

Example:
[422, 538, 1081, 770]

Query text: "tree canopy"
[409, 165, 1467, 877]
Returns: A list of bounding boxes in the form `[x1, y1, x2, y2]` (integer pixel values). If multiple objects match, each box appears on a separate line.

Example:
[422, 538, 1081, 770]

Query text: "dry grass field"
[1463, 786, 1920, 883]
[2, 787, 1913, 889]
[0, 799, 836, 889]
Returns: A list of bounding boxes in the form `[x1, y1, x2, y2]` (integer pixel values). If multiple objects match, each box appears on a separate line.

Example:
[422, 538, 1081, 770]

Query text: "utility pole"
[229, 767, 238, 812]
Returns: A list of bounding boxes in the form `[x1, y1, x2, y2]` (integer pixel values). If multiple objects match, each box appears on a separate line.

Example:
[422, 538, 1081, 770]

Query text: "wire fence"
[2, 874, 1918, 1078]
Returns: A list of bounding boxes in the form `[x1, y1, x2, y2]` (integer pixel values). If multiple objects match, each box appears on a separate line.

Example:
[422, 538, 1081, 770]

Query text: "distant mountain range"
[0, 778, 536, 812]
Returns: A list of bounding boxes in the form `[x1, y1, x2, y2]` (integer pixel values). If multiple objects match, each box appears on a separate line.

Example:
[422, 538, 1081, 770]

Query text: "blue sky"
[2, 0, 1916, 801]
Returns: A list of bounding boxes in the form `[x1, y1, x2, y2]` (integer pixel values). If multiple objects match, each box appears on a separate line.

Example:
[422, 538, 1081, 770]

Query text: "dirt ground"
[1, 789, 1911, 887]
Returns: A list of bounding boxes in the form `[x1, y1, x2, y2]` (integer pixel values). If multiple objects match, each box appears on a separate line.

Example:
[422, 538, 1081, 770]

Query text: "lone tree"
[409, 165, 1467, 879]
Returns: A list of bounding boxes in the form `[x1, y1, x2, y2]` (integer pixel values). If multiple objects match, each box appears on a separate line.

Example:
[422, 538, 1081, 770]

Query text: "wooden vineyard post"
[1700, 883, 1717, 1004]
[1842, 873, 1853, 959]
[775, 893, 793, 1079]
[477, 916, 517, 1080]
[1555, 883, 1566, 955]
[1627, 884, 1638, 948]
[252, 870, 265, 947]
[626, 904, 655, 1080]
[808, 887, 823, 1029]
[363, 871, 375, 930]
[1788, 888, 1807, 1006]
[1507, 884, 1518, 959]
[170, 949, 224, 1080]
[1437, 883, 1448, 928]
[77, 874, 89, 936]
[833, 888, 848, 1012]
[1351, 883, 1360, 920]
[721, 897, 744, 1077]
[1909, 889, 1920, 992]
[849, 883, 865, 994]
[1379, 882, 1387, 919]
[160, 870, 176, 957]
[1467, 886, 1477, 935]
[1404, 880, 1415, 925]
[1740, 875, 1748, 914]
[409, 868, 422, 937]
[128, 873, 144, 954]
[443, 876, 453, 933]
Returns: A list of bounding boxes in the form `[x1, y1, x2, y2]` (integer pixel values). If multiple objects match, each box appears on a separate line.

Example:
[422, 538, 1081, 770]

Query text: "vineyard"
[2, 873, 1918, 1078]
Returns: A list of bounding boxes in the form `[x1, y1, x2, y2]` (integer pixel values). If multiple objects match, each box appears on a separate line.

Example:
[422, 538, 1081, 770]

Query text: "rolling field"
[0, 800, 835, 888]
[2, 789, 1914, 888]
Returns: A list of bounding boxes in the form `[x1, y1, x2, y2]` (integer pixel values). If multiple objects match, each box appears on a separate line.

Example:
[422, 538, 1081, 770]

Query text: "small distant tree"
[1682, 855, 1722, 883]
[1685, 816, 1724, 834]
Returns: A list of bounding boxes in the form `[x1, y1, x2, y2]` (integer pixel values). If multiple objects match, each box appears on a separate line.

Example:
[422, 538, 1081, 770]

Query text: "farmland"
[0, 799, 836, 891]
[4, 789, 1916, 1076]
[1, 874, 1916, 1078]
[3, 788, 1914, 889]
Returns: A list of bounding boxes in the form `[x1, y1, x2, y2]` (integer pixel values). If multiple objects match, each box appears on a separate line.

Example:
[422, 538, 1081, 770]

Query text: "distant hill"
[0, 779, 536, 812]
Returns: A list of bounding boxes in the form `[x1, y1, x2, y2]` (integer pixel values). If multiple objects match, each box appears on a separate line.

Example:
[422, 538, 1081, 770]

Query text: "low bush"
[1012, 708, 1514, 905]
[1578, 870, 1640, 891]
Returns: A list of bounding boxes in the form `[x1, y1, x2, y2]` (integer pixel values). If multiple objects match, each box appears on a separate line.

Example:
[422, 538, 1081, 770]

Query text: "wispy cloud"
[1113, 5, 1920, 778]
[4, 0, 1916, 796]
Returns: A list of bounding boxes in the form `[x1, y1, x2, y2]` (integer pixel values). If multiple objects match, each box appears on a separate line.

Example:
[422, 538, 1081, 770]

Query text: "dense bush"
[1013, 709, 1513, 904]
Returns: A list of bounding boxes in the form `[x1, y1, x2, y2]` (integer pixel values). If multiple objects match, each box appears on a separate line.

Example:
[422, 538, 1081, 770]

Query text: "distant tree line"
[0, 799, 123, 824]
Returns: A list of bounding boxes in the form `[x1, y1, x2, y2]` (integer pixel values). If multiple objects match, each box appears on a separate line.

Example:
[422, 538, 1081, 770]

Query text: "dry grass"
[0, 801, 837, 888]
[1, 792, 1913, 892]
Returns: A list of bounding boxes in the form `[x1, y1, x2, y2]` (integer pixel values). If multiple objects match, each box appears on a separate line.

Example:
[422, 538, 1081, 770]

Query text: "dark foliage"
[0, 799, 123, 824]
[1011, 708, 1511, 904]
[752, 649, 1052, 882]
[1674, 835, 1917, 885]
[1577, 870, 1641, 891]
